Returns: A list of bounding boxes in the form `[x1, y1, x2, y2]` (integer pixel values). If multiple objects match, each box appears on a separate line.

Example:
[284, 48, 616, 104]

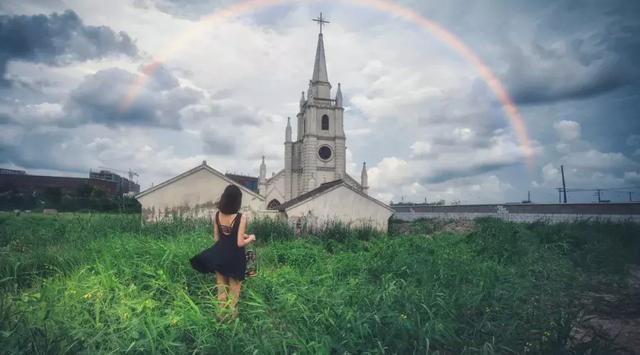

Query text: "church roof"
[343, 173, 362, 189]
[277, 179, 393, 212]
[225, 173, 259, 192]
[266, 169, 285, 184]
[135, 161, 264, 200]
[311, 33, 329, 83]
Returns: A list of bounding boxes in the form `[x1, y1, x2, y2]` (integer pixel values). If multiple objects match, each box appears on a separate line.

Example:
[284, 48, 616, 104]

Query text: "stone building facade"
[260, 28, 368, 208]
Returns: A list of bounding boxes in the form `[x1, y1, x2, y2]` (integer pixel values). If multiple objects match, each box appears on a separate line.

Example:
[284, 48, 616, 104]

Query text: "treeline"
[0, 184, 140, 213]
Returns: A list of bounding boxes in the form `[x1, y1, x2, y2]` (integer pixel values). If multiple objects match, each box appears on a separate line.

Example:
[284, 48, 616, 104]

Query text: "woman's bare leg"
[228, 277, 242, 319]
[214, 272, 228, 306]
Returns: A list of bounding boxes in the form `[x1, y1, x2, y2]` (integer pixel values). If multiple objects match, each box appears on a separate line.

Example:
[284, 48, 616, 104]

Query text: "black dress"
[190, 212, 246, 281]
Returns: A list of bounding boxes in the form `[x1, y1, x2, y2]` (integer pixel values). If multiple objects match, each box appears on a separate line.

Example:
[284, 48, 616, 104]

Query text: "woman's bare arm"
[236, 215, 255, 247]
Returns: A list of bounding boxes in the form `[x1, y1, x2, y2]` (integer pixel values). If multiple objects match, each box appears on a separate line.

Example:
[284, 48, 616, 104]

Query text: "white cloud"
[553, 120, 581, 142]
[409, 141, 433, 158]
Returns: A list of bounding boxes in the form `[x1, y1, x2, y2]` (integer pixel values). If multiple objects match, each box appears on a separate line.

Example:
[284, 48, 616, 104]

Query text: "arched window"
[321, 115, 329, 130]
[267, 199, 281, 210]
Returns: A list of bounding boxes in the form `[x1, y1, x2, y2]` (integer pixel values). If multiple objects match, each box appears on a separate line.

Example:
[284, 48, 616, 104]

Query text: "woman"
[190, 184, 256, 320]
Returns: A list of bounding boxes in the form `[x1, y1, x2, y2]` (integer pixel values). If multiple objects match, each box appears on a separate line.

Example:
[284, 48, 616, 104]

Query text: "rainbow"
[121, 0, 534, 167]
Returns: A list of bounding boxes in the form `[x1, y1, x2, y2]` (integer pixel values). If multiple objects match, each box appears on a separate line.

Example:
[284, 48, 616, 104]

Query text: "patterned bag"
[245, 249, 257, 277]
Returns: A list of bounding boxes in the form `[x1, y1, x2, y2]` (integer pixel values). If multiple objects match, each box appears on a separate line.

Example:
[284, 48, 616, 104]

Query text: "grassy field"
[0, 214, 638, 354]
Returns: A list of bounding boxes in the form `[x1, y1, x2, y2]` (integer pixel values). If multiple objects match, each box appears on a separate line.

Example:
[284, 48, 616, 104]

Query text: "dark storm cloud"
[504, 3, 640, 105]
[506, 37, 637, 105]
[0, 10, 138, 84]
[201, 128, 236, 154]
[65, 66, 201, 128]
[422, 160, 519, 185]
[0, 128, 88, 173]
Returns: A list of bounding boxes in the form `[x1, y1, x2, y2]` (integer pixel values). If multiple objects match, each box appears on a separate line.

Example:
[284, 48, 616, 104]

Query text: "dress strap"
[230, 213, 241, 227]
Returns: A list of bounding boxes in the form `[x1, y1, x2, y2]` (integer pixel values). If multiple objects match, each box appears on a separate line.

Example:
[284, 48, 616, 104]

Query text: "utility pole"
[528, 190, 531, 202]
[561, 165, 568, 203]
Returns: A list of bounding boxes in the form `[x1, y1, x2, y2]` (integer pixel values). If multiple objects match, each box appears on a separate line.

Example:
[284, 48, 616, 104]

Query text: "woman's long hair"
[218, 184, 242, 214]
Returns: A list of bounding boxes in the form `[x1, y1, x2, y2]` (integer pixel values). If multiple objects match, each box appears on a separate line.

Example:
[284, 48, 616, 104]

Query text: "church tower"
[285, 13, 346, 198]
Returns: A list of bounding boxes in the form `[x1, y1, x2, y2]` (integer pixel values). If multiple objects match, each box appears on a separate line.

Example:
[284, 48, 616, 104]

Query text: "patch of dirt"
[569, 265, 640, 354]
[441, 219, 476, 234]
[390, 219, 476, 236]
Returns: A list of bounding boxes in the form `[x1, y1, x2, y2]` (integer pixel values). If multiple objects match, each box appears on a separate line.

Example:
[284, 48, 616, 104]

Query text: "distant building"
[0, 168, 26, 175]
[0, 168, 139, 196]
[0, 173, 118, 195]
[135, 162, 265, 222]
[90, 170, 140, 194]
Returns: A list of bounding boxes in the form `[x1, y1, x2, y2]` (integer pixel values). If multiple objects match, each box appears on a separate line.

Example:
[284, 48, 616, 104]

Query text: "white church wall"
[138, 168, 264, 222]
[316, 170, 335, 185]
[285, 185, 393, 231]
[265, 171, 286, 206]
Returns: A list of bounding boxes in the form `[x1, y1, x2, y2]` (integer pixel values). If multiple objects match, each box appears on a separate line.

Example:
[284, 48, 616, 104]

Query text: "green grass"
[0, 213, 638, 354]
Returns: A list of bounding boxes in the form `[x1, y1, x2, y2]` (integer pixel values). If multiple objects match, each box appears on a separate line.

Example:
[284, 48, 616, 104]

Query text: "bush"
[247, 217, 294, 243]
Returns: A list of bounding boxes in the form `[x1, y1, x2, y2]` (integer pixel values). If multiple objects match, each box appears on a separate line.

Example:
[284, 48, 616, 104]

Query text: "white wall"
[265, 171, 286, 206]
[138, 168, 264, 222]
[394, 212, 640, 224]
[285, 185, 393, 231]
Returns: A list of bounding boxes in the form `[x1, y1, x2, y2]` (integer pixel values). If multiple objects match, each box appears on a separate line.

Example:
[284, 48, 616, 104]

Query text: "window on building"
[267, 199, 281, 210]
[321, 115, 329, 130]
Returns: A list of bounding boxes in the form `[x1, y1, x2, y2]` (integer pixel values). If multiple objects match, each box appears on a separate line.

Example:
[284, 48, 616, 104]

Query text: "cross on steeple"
[312, 12, 330, 34]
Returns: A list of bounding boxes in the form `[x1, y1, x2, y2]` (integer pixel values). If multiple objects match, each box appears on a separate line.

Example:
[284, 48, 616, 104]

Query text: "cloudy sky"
[1, 0, 639, 204]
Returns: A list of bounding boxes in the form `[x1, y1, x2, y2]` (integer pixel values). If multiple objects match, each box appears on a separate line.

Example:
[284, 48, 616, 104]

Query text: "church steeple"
[258, 155, 267, 196]
[312, 32, 329, 83]
[285, 117, 292, 142]
[361, 162, 369, 195]
[311, 12, 330, 83]
[309, 13, 331, 100]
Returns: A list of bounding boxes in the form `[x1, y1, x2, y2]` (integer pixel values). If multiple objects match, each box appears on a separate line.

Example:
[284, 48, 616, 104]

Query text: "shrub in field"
[466, 217, 535, 265]
[246, 217, 294, 243]
[525, 220, 640, 275]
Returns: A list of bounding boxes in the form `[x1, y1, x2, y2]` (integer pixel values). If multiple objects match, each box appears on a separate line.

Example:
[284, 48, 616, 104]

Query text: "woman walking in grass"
[190, 184, 257, 320]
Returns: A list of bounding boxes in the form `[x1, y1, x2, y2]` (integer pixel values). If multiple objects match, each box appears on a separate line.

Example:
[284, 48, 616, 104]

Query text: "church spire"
[311, 13, 329, 84]
[312, 33, 329, 83]
[259, 156, 266, 180]
[335, 83, 343, 107]
[361, 162, 369, 195]
[285, 117, 292, 142]
[258, 155, 267, 196]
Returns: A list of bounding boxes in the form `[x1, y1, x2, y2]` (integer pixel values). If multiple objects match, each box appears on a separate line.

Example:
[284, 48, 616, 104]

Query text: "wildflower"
[399, 313, 407, 320]
[171, 318, 178, 326]
[84, 292, 92, 300]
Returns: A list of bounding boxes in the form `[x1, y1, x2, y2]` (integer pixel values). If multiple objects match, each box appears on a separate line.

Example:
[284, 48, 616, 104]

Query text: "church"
[136, 15, 394, 231]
